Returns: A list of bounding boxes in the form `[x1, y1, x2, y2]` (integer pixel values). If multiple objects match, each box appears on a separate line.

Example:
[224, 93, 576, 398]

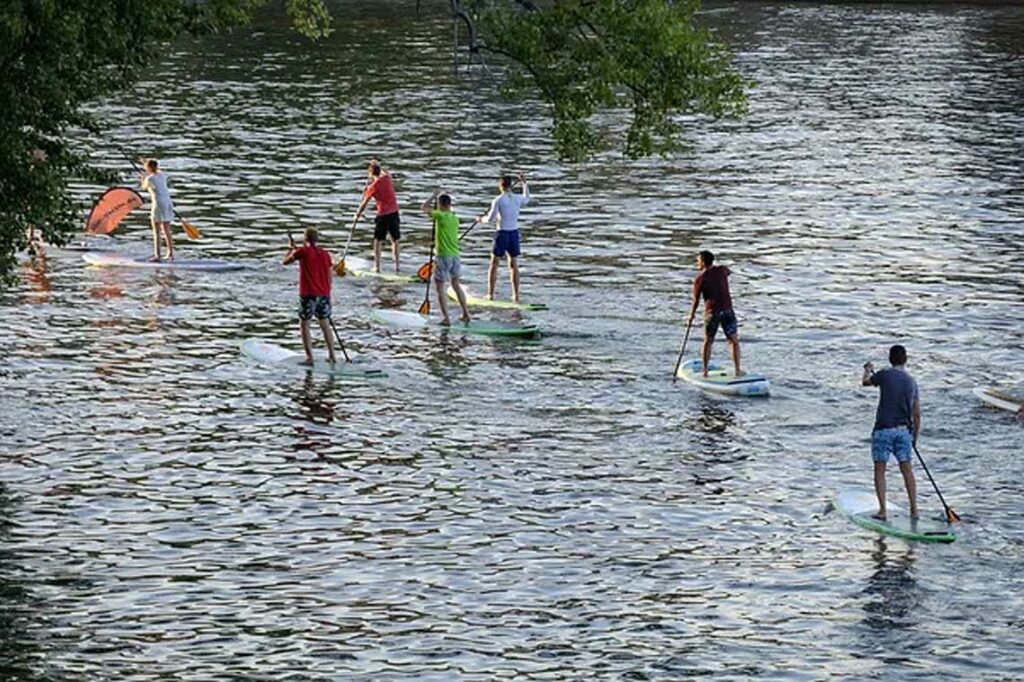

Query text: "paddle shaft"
[672, 315, 696, 381]
[327, 317, 352, 363]
[912, 442, 960, 522]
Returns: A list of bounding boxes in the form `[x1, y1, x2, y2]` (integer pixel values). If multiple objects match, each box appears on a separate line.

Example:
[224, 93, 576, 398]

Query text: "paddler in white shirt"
[477, 172, 529, 303]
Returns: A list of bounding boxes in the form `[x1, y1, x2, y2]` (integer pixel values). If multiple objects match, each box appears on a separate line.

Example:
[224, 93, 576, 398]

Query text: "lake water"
[2, 1, 1023, 678]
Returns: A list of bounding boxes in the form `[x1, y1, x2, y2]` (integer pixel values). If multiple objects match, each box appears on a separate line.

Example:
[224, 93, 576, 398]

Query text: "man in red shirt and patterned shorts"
[283, 228, 337, 366]
[353, 160, 402, 273]
[687, 250, 744, 378]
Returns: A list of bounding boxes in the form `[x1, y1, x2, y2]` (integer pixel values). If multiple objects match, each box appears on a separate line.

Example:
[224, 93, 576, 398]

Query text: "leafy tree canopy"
[0, 0, 744, 283]
[476, 0, 747, 160]
[0, 0, 330, 282]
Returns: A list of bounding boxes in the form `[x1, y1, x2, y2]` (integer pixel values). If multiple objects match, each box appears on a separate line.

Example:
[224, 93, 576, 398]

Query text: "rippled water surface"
[3, 1, 1024, 678]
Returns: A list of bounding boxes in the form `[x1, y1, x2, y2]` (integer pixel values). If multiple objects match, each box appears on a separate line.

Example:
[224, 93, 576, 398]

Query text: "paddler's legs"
[508, 255, 520, 303]
[150, 217, 161, 260]
[317, 317, 337, 364]
[727, 333, 742, 377]
[898, 460, 918, 519]
[299, 319, 314, 365]
[435, 277, 451, 325]
[701, 334, 714, 378]
[372, 239, 382, 273]
[451, 274, 470, 323]
[487, 254, 499, 300]
[160, 221, 174, 260]
[391, 238, 400, 273]
[873, 461, 887, 519]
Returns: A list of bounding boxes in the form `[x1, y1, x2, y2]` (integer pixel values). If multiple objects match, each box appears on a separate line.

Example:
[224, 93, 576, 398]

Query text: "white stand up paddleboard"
[675, 359, 770, 396]
[447, 286, 548, 312]
[83, 251, 243, 272]
[834, 490, 955, 543]
[371, 309, 539, 337]
[241, 339, 385, 379]
[973, 387, 1023, 414]
[343, 257, 422, 283]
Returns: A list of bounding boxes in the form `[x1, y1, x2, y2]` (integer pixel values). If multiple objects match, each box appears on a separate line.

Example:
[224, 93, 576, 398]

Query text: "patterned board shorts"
[704, 309, 739, 340]
[299, 295, 331, 321]
[871, 427, 913, 464]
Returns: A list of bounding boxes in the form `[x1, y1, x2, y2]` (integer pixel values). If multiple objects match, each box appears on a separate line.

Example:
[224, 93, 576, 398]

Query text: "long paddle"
[332, 216, 360, 277]
[671, 314, 696, 381]
[418, 197, 438, 315]
[912, 442, 961, 523]
[327, 317, 352, 363]
[124, 153, 200, 240]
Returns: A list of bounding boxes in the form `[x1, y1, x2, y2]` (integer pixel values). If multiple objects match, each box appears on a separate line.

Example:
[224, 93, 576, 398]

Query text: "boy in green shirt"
[420, 192, 471, 326]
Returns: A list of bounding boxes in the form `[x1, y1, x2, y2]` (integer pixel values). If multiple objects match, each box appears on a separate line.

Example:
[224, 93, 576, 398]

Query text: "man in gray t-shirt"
[861, 344, 920, 520]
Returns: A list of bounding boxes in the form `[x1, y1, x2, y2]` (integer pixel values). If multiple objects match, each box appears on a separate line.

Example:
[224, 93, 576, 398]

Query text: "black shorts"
[374, 212, 401, 242]
[704, 309, 738, 340]
[299, 295, 331, 321]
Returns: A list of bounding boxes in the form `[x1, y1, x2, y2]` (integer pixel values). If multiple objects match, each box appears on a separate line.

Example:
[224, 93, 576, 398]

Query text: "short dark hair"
[145, 159, 159, 172]
[500, 175, 514, 190]
[438, 193, 452, 208]
[699, 250, 714, 266]
[889, 344, 907, 365]
[369, 161, 382, 177]
[304, 227, 319, 244]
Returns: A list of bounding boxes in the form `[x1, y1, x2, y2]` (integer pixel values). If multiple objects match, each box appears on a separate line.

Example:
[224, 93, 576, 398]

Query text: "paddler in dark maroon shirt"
[687, 250, 744, 378]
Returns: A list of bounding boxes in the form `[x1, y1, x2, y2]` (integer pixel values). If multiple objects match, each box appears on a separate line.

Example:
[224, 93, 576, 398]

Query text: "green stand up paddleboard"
[834, 490, 955, 543]
[371, 309, 539, 338]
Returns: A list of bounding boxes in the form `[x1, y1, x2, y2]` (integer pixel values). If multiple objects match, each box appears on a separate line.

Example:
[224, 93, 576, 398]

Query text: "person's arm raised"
[283, 234, 299, 265]
[421, 191, 439, 217]
[861, 362, 875, 386]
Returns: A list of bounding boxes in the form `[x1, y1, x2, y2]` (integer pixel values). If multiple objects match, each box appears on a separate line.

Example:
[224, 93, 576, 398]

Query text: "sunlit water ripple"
[2, 1, 1023, 678]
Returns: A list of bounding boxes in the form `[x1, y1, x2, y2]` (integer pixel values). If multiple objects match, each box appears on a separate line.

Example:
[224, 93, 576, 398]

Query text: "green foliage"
[479, 0, 748, 161]
[0, 0, 329, 284]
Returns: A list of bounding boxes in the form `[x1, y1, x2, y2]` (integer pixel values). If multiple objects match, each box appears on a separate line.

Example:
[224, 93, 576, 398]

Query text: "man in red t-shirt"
[687, 250, 743, 378]
[353, 160, 401, 274]
[283, 227, 337, 365]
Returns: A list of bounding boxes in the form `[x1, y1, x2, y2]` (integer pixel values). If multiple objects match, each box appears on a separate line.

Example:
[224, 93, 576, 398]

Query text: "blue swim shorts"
[492, 230, 521, 258]
[871, 427, 912, 464]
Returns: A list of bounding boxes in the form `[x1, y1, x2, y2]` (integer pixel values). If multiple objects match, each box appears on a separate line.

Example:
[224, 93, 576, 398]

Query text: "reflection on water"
[861, 538, 919, 631]
[1, 0, 1023, 678]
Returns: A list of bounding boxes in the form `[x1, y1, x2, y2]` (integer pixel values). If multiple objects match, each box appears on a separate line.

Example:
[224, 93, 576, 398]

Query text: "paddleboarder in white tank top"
[140, 159, 176, 261]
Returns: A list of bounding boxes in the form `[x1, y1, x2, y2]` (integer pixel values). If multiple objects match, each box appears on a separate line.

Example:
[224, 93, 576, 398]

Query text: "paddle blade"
[334, 258, 347, 277]
[418, 299, 430, 315]
[947, 507, 962, 523]
[416, 261, 433, 282]
[182, 220, 200, 240]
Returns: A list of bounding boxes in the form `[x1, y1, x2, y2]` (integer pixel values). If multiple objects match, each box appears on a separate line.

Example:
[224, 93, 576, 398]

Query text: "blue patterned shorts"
[871, 427, 912, 464]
